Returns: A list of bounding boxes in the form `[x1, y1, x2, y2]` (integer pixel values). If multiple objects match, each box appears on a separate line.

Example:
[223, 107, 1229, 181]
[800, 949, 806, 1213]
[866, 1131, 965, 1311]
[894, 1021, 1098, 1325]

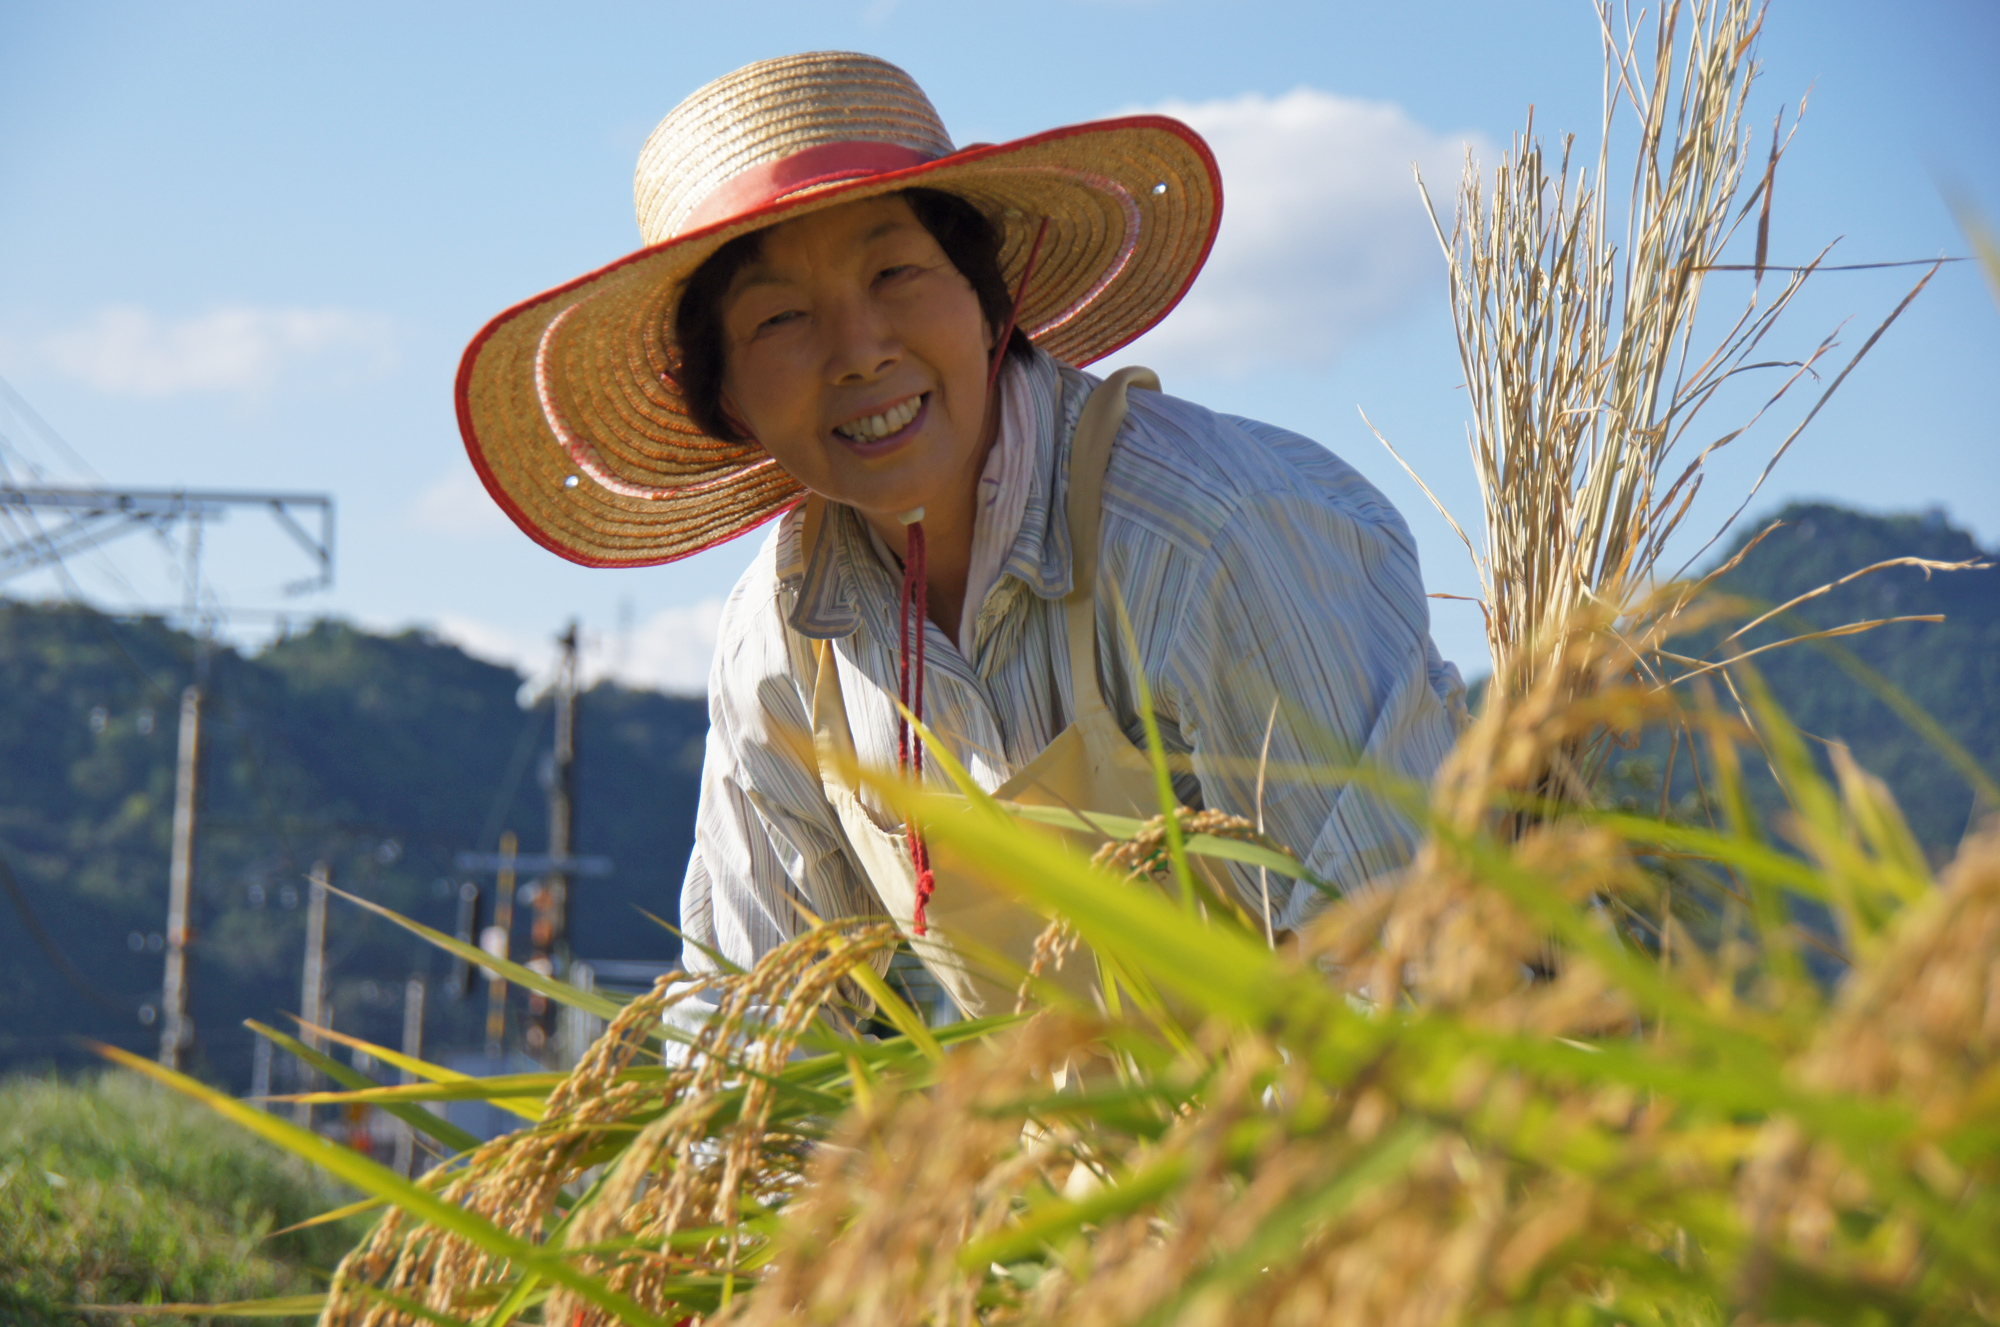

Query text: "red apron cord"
[896, 520, 934, 932]
[900, 216, 1047, 937]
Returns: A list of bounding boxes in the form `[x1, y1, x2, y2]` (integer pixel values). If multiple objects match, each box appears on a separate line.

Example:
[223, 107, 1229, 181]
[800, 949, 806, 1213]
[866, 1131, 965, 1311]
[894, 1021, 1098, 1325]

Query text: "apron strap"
[1062, 366, 1160, 722]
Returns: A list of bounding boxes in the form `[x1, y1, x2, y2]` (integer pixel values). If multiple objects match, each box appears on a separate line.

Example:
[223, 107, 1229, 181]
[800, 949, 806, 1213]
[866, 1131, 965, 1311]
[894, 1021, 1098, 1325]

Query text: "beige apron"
[809, 367, 1169, 1019]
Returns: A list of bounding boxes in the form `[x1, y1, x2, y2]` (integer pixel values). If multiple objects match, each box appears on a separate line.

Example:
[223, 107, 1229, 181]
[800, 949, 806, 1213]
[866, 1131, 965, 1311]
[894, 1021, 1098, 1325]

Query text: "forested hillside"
[0, 605, 706, 1091]
[1701, 502, 1997, 856]
[1, 502, 1992, 1094]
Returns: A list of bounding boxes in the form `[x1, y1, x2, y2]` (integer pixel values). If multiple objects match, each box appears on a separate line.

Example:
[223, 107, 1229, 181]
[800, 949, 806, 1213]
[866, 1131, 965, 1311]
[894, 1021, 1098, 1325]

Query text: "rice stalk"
[1395, 0, 1945, 745]
[317, 920, 907, 1327]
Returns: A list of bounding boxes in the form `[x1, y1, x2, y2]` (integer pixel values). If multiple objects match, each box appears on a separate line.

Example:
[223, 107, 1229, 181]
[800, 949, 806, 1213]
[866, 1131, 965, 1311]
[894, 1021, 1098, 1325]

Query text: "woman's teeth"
[835, 395, 921, 443]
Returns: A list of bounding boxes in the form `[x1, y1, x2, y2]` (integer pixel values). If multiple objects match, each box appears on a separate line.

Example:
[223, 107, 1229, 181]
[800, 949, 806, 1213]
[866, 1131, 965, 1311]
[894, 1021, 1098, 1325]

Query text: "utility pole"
[159, 513, 213, 1070]
[528, 622, 579, 1053]
[449, 880, 484, 999]
[158, 682, 202, 1068]
[394, 976, 426, 1177]
[483, 832, 517, 1058]
[249, 1033, 273, 1110]
[295, 861, 329, 1128]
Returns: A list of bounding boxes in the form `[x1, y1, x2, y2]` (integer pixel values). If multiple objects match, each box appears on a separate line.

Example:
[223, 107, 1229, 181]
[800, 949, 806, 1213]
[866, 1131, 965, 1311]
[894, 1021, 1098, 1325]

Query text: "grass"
[0, 1072, 366, 1324]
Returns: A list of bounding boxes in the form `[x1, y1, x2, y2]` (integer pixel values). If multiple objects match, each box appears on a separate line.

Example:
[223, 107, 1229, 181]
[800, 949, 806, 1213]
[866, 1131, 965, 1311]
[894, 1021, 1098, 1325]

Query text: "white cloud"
[428, 598, 727, 699]
[430, 613, 539, 676]
[1118, 88, 1487, 376]
[610, 599, 726, 695]
[41, 304, 394, 395]
[410, 466, 517, 539]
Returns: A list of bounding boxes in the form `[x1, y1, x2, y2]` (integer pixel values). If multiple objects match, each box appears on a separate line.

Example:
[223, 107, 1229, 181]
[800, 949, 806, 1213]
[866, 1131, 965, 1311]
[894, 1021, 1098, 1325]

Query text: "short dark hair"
[669, 187, 1034, 443]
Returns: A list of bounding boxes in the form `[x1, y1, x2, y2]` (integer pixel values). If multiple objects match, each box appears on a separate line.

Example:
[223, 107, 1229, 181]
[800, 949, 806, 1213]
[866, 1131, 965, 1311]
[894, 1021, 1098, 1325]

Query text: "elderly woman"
[459, 52, 1464, 1019]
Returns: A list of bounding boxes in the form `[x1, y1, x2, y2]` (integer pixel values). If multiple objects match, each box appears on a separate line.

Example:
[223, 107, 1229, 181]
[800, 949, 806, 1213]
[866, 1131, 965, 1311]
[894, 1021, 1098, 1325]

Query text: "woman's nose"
[825, 295, 900, 383]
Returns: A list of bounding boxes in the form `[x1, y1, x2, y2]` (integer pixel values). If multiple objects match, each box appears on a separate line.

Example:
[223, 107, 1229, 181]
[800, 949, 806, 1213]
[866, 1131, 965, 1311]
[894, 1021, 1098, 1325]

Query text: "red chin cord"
[896, 518, 934, 933]
[897, 217, 1049, 938]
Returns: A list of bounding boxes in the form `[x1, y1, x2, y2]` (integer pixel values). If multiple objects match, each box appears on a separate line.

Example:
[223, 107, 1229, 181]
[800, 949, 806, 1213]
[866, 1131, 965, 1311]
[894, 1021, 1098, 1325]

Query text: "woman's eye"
[876, 264, 918, 282]
[756, 310, 803, 333]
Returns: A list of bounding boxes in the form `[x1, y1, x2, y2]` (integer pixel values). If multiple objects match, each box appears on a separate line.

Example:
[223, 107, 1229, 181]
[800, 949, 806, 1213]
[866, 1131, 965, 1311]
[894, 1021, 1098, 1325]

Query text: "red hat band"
[678, 141, 943, 238]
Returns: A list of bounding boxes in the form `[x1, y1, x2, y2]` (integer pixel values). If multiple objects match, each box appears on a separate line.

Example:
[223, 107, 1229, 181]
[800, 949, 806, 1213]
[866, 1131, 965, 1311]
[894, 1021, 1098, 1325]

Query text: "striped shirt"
[678, 348, 1465, 979]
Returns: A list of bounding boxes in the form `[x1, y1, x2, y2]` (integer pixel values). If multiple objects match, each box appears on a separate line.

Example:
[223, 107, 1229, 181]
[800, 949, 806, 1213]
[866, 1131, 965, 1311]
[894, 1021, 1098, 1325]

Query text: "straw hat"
[457, 51, 1221, 567]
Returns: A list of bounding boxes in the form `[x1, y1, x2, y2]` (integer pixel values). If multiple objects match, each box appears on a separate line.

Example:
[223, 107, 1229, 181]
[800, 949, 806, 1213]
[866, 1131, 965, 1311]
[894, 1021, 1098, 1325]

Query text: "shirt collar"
[781, 348, 1090, 640]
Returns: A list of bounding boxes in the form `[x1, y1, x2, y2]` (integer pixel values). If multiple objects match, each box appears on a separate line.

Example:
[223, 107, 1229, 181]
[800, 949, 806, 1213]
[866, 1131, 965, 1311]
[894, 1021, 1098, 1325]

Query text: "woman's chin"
[845, 486, 934, 525]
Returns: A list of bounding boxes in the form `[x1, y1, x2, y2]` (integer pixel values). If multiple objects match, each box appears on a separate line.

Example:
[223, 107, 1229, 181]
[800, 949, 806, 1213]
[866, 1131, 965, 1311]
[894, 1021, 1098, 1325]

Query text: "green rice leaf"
[959, 1155, 1193, 1267]
[267, 1193, 386, 1238]
[324, 884, 632, 1025]
[275, 1071, 560, 1106]
[852, 752, 1298, 1028]
[288, 1016, 488, 1091]
[90, 1042, 679, 1327]
[246, 1019, 499, 1144]
[72, 1294, 327, 1318]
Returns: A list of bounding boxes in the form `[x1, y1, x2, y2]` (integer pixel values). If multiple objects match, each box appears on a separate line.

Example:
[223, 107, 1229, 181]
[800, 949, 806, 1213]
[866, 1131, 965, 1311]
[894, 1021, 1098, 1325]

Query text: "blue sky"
[2, 0, 1995, 692]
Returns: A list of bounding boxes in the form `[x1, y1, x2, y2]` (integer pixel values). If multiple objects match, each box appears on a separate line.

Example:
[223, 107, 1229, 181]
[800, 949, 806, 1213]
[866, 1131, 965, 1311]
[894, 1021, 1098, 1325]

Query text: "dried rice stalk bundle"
[321, 920, 902, 1327]
[1388, 0, 1951, 782]
[1409, 0, 1827, 695]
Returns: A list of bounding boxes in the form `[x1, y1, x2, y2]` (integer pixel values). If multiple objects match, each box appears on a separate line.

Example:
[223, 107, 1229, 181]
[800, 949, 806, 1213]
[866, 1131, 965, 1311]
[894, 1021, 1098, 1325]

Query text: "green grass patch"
[0, 1071, 365, 1324]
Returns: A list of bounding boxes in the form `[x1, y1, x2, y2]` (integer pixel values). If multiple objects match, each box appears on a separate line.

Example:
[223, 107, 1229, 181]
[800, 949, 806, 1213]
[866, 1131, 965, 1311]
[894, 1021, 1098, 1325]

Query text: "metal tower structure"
[0, 485, 333, 595]
[1, 378, 338, 1074]
[1, 484, 334, 1071]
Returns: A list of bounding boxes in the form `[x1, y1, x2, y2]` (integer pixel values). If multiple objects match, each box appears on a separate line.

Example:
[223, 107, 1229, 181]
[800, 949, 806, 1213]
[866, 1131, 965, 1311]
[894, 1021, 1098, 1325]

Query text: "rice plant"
[93, 2, 2000, 1323]
[1387, 0, 1946, 708]
[102, 628, 2000, 1323]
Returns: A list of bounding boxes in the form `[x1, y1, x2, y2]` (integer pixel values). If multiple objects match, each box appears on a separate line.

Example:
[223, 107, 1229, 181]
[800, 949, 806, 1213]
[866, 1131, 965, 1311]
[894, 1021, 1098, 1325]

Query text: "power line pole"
[394, 976, 426, 1177]
[158, 682, 202, 1068]
[158, 511, 212, 1070]
[528, 622, 579, 1054]
[483, 831, 517, 1058]
[547, 619, 579, 974]
[449, 880, 484, 999]
[295, 861, 329, 1128]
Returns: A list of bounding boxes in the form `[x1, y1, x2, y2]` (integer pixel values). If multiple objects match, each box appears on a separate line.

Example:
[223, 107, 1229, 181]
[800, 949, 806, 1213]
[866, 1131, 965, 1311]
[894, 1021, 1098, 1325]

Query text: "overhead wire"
[0, 372, 101, 480]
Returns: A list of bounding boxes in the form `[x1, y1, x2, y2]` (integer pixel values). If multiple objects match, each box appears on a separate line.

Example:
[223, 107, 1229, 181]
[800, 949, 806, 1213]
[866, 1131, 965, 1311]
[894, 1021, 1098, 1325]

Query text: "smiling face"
[717, 194, 998, 532]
